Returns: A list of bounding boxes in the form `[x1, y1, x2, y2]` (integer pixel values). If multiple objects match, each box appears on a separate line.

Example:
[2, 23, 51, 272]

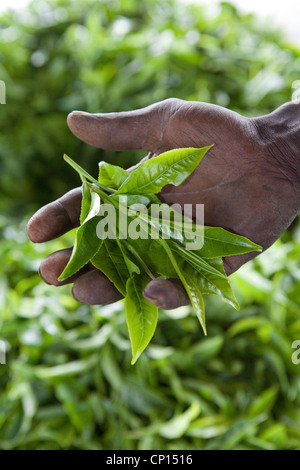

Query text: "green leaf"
[82, 191, 101, 224]
[158, 239, 207, 334]
[167, 220, 261, 258]
[80, 178, 92, 224]
[183, 268, 206, 333]
[125, 273, 158, 364]
[116, 239, 141, 276]
[58, 216, 103, 281]
[133, 205, 261, 258]
[188, 335, 224, 362]
[35, 355, 99, 378]
[171, 241, 226, 278]
[183, 259, 239, 310]
[131, 238, 178, 278]
[119, 239, 157, 279]
[130, 202, 187, 243]
[247, 386, 278, 418]
[115, 147, 212, 195]
[187, 416, 229, 439]
[227, 316, 270, 337]
[197, 226, 262, 258]
[159, 402, 201, 439]
[91, 239, 130, 296]
[98, 161, 128, 189]
[111, 194, 157, 207]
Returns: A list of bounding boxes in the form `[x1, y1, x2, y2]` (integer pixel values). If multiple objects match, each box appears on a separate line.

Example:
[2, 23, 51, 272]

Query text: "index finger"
[27, 187, 82, 243]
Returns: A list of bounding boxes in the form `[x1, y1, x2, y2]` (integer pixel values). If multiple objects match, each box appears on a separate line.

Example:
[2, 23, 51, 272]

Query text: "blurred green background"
[1, 0, 300, 450]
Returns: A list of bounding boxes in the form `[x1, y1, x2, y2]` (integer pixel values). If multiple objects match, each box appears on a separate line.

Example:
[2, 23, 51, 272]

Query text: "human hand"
[27, 99, 300, 308]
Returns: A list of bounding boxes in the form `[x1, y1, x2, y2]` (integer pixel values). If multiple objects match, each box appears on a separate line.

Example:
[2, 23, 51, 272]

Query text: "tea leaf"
[91, 239, 130, 296]
[170, 241, 226, 278]
[183, 260, 239, 310]
[125, 273, 158, 364]
[111, 194, 156, 207]
[197, 226, 262, 258]
[98, 161, 128, 189]
[130, 238, 178, 278]
[117, 239, 156, 279]
[116, 147, 212, 195]
[58, 216, 103, 281]
[183, 269, 206, 334]
[134, 207, 261, 257]
[80, 178, 92, 225]
[158, 239, 207, 334]
[82, 191, 101, 224]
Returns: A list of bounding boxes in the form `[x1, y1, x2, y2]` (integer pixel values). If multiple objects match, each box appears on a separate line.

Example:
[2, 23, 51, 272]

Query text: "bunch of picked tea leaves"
[59, 148, 261, 364]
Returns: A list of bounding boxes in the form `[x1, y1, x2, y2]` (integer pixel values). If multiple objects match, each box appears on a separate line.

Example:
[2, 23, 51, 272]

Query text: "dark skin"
[27, 98, 300, 308]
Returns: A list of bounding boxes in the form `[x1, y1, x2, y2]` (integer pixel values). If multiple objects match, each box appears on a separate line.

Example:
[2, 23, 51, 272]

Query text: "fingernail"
[38, 265, 52, 286]
[143, 282, 167, 308]
[71, 284, 81, 303]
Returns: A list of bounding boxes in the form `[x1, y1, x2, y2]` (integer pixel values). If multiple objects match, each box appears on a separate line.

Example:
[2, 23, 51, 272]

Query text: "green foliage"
[1, 0, 300, 450]
[1, 216, 300, 449]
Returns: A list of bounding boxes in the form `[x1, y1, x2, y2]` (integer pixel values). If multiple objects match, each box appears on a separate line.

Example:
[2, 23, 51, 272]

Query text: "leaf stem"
[63, 154, 116, 194]
[123, 241, 155, 280]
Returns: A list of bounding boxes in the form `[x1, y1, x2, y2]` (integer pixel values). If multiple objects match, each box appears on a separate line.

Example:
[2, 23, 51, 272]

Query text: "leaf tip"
[201, 322, 207, 336]
[130, 354, 139, 365]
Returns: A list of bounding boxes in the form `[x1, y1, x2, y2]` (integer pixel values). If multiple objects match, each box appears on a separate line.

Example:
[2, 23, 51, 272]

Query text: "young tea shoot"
[59, 148, 262, 364]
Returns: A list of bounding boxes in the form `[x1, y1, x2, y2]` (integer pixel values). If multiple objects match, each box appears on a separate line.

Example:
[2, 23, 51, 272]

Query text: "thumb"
[67, 99, 175, 152]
